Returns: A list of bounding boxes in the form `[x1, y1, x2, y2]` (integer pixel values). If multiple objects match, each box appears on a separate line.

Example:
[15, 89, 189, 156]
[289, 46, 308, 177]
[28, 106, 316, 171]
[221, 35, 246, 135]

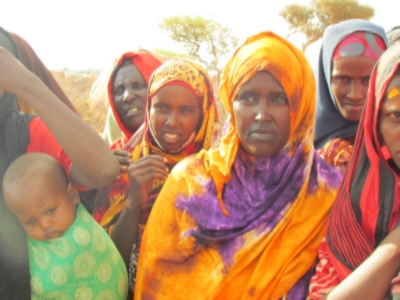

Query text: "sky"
[2, 0, 397, 71]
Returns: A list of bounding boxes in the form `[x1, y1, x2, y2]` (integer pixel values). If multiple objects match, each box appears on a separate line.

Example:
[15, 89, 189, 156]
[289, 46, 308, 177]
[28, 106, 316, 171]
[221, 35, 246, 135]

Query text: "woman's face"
[113, 61, 148, 132]
[331, 56, 376, 121]
[379, 77, 400, 169]
[233, 71, 290, 158]
[150, 85, 201, 152]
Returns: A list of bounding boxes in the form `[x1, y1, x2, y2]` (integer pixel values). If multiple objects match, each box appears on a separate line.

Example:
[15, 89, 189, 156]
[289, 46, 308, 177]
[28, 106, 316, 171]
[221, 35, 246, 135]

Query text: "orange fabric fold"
[134, 32, 342, 300]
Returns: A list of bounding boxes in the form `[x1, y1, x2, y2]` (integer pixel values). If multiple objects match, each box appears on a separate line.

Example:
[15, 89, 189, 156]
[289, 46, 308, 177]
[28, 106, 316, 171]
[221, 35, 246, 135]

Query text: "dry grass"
[52, 70, 108, 134]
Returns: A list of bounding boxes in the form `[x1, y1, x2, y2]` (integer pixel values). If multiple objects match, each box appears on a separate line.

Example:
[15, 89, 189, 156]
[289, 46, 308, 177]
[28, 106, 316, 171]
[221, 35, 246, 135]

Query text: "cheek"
[330, 84, 345, 102]
[113, 97, 123, 111]
[25, 227, 43, 241]
[186, 110, 201, 132]
[232, 103, 247, 133]
[381, 122, 400, 145]
[138, 90, 148, 101]
[149, 109, 163, 133]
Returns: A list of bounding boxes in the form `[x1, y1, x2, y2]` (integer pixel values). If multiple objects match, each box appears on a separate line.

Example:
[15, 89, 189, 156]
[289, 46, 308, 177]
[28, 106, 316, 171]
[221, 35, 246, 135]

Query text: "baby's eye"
[26, 218, 36, 226]
[47, 207, 57, 214]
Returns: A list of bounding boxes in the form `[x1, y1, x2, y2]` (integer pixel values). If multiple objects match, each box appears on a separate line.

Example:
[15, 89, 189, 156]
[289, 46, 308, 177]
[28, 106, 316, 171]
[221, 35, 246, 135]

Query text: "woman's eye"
[132, 83, 147, 90]
[181, 107, 194, 113]
[238, 95, 256, 103]
[113, 86, 124, 95]
[389, 112, 400, 119]
[333, 76, 350, 84]
[361, 77, 371, 85]
[272, 97, 288, 104]
[154, 104, 166, 111]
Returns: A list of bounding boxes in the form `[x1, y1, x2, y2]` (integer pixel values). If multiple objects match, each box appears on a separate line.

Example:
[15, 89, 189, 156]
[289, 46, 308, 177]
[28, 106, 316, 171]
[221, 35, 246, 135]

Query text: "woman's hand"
[113, 150, 132, 173]
[126, 155, 169, 210]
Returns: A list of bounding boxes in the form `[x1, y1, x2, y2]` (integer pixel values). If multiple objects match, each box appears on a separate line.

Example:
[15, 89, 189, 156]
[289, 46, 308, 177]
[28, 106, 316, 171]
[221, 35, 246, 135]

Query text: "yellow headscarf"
[93, 59, 219, 236]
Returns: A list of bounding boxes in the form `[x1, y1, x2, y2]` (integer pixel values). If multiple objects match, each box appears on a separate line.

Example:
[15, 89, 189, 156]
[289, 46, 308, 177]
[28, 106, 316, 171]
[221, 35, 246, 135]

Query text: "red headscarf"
[108, 52, 162, 149]
[327, 43, 400, 279]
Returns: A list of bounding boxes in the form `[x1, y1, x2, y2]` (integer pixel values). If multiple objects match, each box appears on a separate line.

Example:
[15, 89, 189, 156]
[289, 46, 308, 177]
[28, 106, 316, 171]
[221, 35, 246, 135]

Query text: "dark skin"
[330, 56, 376, 146]
[110, 84, 201, 266]
[379, 89, 400, 170]
[322, 225, 400, 299]
[232, 71, 290, 158]
[112, 60, 148, 133]
[322, 77, 400, 299]
[0, 47, 119, 188]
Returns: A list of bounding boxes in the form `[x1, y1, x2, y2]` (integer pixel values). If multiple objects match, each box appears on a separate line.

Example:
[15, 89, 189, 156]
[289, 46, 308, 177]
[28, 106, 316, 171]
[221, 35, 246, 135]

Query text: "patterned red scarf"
[327, 44, 400, 279]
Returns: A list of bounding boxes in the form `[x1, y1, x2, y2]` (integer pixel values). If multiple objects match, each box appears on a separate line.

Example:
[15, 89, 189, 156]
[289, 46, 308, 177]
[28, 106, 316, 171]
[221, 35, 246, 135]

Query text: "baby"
[3, 153, 128, 299]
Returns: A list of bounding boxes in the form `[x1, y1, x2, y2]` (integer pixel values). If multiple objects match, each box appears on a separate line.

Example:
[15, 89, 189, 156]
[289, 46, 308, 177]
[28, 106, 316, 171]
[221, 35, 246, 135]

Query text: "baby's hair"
[3, 153, 68, 204]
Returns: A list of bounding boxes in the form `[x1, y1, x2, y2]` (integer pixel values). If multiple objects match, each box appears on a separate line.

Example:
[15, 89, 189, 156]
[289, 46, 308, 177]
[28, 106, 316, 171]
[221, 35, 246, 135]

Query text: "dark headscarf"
[314, 19, 387, 149]
[326, 43, 400, 281]
[0, 27, 32, 299]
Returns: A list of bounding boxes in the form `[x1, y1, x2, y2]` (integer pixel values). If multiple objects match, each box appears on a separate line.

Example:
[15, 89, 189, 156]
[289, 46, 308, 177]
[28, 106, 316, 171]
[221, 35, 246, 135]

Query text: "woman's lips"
[343, 102, 364, 112]
[162, 132, 180, 144]
[250, 130, 276, 142]
[125, 107, 141, 117]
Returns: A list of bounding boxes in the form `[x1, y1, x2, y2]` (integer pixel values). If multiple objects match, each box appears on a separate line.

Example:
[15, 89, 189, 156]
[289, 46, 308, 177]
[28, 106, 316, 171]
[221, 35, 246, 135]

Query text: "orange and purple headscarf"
[134, 32, 342, 300]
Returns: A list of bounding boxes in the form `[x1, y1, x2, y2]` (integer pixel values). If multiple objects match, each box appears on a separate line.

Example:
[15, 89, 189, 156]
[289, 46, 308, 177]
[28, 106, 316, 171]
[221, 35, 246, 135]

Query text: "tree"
[158, 15, 238, 77]
[280, 0, 375, 52]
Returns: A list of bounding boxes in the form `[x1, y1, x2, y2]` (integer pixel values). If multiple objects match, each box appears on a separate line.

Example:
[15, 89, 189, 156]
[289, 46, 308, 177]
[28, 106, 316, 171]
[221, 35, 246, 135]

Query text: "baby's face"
[8, 179, 79, 241]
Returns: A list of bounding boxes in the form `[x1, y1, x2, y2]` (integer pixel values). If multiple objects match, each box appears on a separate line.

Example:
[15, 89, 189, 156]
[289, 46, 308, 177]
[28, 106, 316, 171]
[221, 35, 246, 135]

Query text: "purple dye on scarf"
[175, 145, 341, 269]
[284, 266, 315, 300]
[176, 145, 307, 265]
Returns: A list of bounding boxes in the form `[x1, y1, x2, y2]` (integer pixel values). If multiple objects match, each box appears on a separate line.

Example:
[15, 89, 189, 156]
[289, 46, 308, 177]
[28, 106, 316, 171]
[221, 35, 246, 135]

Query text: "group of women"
[1, 17, 400, 299]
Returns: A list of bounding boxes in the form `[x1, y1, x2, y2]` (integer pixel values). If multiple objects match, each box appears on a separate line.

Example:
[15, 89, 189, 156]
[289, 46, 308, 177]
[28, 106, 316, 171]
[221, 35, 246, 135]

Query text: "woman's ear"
[67, 182, 80, 205]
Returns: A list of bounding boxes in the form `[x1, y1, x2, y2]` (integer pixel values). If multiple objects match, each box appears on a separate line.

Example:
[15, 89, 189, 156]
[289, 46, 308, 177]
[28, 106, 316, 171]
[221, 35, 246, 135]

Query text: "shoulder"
[314, 150, 343, 190]
[319, 138, 353, 163]
[170, 149, 209, 178]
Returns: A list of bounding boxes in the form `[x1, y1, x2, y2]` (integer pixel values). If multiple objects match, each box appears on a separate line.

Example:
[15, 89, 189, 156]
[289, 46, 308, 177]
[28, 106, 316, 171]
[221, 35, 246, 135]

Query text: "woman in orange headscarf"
[93, 58, 218, 293]
[134, 32, 342, 300]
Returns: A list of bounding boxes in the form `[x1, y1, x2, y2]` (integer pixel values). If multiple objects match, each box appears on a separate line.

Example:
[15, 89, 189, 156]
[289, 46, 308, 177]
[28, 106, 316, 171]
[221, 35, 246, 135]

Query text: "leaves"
[280, 0, 375, 51]
[158, 15, 238, 74]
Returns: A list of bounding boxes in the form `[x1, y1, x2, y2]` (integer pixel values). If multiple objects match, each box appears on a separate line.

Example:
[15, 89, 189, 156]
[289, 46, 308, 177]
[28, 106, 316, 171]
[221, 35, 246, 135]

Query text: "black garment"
[0, 27, 32, 300]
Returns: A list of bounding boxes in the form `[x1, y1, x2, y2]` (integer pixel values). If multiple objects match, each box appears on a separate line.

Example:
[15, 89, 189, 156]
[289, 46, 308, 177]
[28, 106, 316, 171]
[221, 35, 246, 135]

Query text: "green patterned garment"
[28, 203, 128, 300]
